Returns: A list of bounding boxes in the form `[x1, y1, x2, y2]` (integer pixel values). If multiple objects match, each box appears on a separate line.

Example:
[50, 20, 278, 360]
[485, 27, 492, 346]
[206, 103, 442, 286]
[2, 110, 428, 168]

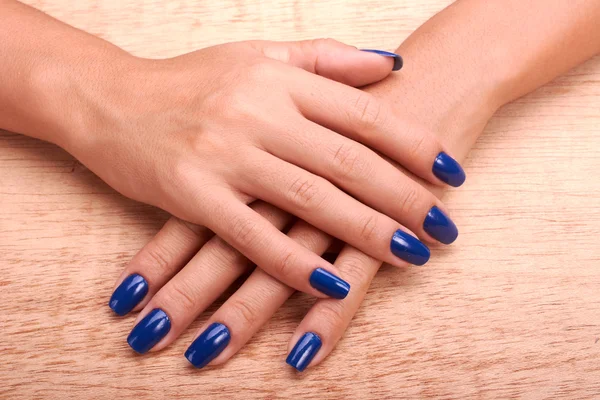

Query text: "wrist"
[28, 43, 138, 153]
[366, 14, 514, 161]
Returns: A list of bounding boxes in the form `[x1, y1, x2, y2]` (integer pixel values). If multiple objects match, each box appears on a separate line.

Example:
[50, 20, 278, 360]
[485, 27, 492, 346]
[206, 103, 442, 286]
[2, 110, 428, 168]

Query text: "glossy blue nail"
[360, 49, 403, 71]
[127, 308, 171, 354]
[286, 332, 322, 372]
[185, 322, 231, 369]
[109, 274, 148, 316]
[432, 152, 466, 187]
[309, 268, 350, 299]
[423, 206, 458, 245]
[390, 230, 430, 266]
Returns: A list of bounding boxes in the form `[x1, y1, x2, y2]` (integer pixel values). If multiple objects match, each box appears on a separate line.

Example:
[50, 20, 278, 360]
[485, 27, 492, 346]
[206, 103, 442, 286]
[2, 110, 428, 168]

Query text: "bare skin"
[112, 0, 600, 370]
[0, 1, 465, 301]
[1, 0, 599, 371]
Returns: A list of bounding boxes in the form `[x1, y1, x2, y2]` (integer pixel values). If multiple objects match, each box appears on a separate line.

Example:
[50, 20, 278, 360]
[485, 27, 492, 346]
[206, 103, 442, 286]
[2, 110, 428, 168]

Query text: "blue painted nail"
[286, 332, 322, 372]
[109, 274, 148, 316]
[360, 49, 403, 71]
[432, 152, 466, 187]
[127, 308, 171, 354]
[309, 268, 350, 299]
[390, 230, 430, 266]
[185, 322, 231, 369]
[423, 206, 458, 245]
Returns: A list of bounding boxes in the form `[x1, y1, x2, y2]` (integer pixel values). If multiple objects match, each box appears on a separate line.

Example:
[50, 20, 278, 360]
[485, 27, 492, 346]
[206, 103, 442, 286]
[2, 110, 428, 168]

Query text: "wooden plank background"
[1, 1, 599, 398]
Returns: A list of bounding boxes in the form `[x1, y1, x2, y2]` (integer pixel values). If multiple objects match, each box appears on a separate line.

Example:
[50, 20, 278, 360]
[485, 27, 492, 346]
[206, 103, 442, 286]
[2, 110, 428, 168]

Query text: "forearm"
[0, 0, 130, 147]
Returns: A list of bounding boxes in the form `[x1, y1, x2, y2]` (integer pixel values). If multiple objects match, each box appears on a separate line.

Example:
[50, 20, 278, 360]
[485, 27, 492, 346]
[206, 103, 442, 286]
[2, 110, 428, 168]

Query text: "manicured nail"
[185, 322, 231, 369]
[390, 230, 430, 266]
[432, 151, 466, 187]
[360, 49, 403, 71]
[127, 308, 171, 354]
[423, 206, 458, 245]
[309, 268, 350, 299]
[109, 273, 148, 316]
[286, 332, 322, 372]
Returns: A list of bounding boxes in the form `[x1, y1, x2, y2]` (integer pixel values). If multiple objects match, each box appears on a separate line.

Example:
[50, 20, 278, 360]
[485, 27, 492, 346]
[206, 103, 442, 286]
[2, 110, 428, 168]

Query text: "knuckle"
[171, 158, 201, 194]
[161, 282, 197, 314]
[228, 297, 259, 327]
[357, 214, 379, 243]
[275, 249, 298, 278]
[407, 133, 430, 161]
[287, 176, 327, 212]
[140, 243, 173, 274]
[331, 143, 372, 182]
[337, 254, 373, 291]
[216, 91, 256, 122]
[398, 184, 420, 217]
[311, 37, 340, 49]
[352, 93, 383, 129]
[313, 303, 346, 335]
[230, 215, 263, 248]
[245, 60, 281, 84]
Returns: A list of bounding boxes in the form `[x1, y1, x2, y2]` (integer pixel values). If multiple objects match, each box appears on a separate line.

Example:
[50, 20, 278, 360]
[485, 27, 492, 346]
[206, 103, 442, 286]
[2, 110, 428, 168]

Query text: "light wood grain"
[1, 1, 599, 399]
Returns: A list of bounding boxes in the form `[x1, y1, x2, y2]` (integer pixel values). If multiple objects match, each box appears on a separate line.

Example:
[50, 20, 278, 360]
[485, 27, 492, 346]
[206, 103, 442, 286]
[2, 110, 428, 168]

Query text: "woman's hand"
[1, 1, 463, 303]
[108, 36, 486, 357]
[109, 0, 515, 359]
[66, 38, 465, 301]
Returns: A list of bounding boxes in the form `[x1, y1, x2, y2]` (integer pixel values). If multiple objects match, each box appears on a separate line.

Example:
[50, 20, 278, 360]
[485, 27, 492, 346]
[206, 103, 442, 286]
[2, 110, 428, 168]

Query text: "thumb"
[254, 38, 402, 87]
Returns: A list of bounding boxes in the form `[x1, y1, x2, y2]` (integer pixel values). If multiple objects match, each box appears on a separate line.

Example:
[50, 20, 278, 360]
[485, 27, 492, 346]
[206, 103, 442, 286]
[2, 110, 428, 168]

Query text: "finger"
[260, 117, 458, 245]
[286, 246, 381, 372]
[108, 217, 213, 316]
[203, 191, 351, 299]
[184, 220, 333, 369]
[238, 151, 431, 268]
[289, 69, 467, 187]
[127, 202, 292, 354]
[254, 38, 399, 87]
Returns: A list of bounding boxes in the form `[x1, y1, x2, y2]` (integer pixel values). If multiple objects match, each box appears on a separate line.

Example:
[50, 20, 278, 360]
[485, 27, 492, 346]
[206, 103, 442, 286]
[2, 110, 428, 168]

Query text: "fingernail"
[109, 274, 148, 316]
[423, 206, 458, 245]
[360, 49, 403, 71]
[432, 151, 466, 187]
[185, 322, 231, 369]
[390, 230, 430, 266]
[127, 308, 171, 354]
[309, 268, 350, 299]
[286, 332, 322, 372]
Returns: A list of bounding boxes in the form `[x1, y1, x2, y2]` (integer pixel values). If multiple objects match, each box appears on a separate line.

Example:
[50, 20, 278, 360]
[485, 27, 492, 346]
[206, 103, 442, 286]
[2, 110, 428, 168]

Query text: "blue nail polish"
[185, 322, 231, 369]
[432, 152, 466, 187]
[360, 49, 403, 71]
[127, 308, 171, 354]
[109, 274, 148, 316]
[286, 332, 322, 372]
[423, 206, 458, 245]
[390, 230, 430, 266]
[309, 268, 350, 299]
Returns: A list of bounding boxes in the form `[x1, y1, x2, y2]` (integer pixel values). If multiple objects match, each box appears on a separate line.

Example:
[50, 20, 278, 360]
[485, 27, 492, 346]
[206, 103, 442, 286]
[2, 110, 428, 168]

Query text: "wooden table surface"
[1, 1, 599, 398]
